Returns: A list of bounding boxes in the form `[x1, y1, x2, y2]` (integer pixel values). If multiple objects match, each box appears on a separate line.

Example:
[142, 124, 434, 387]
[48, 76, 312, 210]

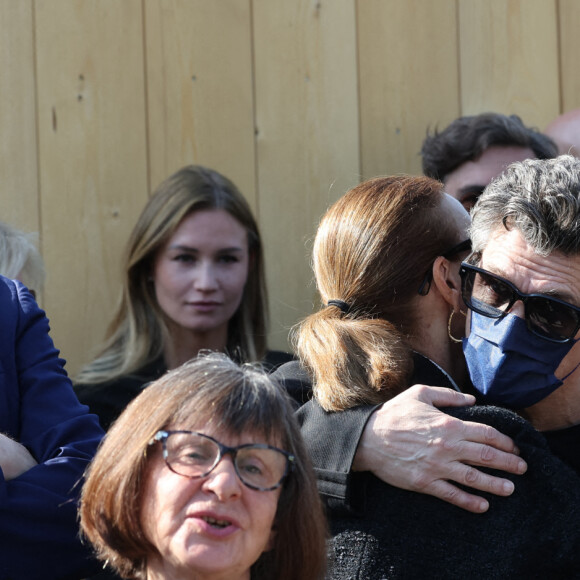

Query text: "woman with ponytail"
[295, 175, 468, 411]
[275, 175, 580, 578]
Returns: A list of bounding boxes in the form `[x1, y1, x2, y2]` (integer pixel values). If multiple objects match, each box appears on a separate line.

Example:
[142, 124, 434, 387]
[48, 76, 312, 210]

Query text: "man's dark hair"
[421, 113, 558, 181]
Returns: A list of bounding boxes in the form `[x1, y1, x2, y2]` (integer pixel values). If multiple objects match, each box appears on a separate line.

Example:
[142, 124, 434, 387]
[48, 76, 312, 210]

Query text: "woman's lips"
[187, 301, 222, 312]
[190, 511, 241, 537]
[201, 515, 231, 528]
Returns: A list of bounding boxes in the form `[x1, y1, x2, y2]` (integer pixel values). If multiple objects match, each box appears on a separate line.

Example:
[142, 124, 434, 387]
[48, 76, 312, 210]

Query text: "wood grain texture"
[253, 0, 360, 349]
[0, 1, 39, 233]
[358, 0, 460, 178]
[358, 0, 461, 178]
[145, 0, 256, 206]
[35, 0, 148, 375]
[0, 0, 572, 371]
[556, 0, 580, 112]
[458, 0, 559, 128]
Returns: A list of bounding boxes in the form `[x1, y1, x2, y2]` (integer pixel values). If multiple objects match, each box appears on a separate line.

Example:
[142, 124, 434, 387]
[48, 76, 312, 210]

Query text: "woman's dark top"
[273, 356, 580, 579]
[76, 350, 293, 430]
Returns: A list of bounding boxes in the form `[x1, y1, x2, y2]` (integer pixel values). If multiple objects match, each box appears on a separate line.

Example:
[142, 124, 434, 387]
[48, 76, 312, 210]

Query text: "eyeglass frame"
[418, 239, 472, 296]
[459, 261, 580, 344]
[150, 429, 296, 491]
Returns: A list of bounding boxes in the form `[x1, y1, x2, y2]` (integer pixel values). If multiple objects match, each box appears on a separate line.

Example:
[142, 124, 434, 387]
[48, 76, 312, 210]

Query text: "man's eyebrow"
[535, 287, 579, 305]
[487, 264, 580, 306]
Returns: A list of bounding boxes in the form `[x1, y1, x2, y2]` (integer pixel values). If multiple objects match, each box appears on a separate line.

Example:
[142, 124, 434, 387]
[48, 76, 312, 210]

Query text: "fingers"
[401, 386, 522, 458]
[408, 449, 518, 497]
[422, 460, 523, 513]
[465, 467, 515, 497]
[479, 421, 520, 454]
[460, 441, 527, 475]
[365, 389, 529, 514]
[459, 421, 527, 463]
[408, 384, 476, 408]
[423, 480, 490, 514]
[448, 461, 516, 496]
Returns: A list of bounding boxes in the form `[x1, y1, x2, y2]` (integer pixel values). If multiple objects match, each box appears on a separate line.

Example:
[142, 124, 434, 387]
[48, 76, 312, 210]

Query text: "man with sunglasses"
[462, 154, 580, 473]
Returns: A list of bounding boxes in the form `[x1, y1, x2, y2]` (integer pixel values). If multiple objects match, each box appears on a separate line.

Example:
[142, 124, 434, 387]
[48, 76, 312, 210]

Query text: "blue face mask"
[462, 311, 578, 409]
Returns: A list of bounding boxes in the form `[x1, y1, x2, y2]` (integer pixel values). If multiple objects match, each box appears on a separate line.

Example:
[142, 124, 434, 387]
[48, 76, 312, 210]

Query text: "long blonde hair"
[76, 166, 267, 384]
[294, 175, 459, 411]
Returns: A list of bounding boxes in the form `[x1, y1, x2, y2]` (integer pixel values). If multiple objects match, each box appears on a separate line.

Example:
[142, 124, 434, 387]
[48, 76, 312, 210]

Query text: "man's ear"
[431, 256, 462, 311]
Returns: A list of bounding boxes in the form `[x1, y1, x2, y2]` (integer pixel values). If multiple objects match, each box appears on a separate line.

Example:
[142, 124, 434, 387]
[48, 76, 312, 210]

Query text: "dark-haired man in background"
[421, 112, 557, 211]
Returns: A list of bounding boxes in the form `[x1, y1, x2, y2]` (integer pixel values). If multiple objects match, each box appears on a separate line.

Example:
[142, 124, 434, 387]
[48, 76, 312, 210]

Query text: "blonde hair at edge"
[294, 175, 460, 412]
[0, 221, 45, 295]
[75, 165, 268, 385]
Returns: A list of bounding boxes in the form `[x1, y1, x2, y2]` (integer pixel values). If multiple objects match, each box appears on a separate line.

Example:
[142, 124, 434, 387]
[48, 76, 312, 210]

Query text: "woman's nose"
[202, 457, 242, 500]
[194, 262, 219, 291]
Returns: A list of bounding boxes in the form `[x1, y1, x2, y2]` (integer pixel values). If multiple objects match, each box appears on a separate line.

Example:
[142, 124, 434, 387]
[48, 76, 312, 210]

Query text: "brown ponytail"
[294, 175, 458, 412]
[295, 306, 412, 410]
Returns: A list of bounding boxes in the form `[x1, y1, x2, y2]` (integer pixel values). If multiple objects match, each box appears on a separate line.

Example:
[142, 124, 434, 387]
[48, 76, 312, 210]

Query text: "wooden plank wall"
[0, 0, 578, 376]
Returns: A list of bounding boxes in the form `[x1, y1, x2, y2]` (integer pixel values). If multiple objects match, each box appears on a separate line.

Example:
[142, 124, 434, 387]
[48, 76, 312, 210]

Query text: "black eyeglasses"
[460, 262, 580, 343]
[150, 430, 295, 491]
[418, 239, 472, 296]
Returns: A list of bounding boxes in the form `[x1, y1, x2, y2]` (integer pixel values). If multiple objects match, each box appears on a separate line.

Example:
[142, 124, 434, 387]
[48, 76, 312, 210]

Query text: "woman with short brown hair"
[80, 353, 327, 580]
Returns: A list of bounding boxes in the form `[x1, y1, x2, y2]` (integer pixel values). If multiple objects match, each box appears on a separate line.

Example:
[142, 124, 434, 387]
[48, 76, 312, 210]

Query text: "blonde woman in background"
[75, 166, 291, 430]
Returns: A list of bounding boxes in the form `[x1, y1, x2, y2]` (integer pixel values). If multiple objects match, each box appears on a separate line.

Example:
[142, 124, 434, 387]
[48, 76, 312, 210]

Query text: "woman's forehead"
[168, 421, 282, 447]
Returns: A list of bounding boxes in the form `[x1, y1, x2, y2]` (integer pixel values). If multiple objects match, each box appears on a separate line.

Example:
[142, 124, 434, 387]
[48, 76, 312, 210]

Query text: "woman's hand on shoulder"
[352, 385, 528, 514]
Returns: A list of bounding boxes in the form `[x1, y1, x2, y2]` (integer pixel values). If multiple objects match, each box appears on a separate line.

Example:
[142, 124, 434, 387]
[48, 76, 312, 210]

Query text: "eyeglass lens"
[162, 431, 290, 491]
[461, 264, 580, 342]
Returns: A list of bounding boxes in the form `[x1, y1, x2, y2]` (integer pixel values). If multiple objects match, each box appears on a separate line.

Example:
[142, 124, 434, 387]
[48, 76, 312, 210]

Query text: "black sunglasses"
[418, 239, 472, 296]
[460, 262, 580, 343]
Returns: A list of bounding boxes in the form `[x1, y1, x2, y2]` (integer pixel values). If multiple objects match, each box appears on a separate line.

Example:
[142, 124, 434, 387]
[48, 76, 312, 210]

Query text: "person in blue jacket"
[0, 275, 103, 580]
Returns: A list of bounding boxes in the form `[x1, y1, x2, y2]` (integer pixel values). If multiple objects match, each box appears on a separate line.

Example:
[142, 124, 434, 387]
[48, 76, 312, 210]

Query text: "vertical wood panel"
[0, 1, 39, 233]
[458, 0, 559, 128]
[253, 0, 360, 349]
[145, 0, 256, 205]
[1, 0, 572, 370]
[35, 0, 148, 375]
[557, 0, 580, 111]
[358, 0, 461, 178]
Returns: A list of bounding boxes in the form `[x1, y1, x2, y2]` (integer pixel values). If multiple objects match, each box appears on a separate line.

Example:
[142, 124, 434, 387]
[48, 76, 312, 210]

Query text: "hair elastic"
[327, 299, 351, 314]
